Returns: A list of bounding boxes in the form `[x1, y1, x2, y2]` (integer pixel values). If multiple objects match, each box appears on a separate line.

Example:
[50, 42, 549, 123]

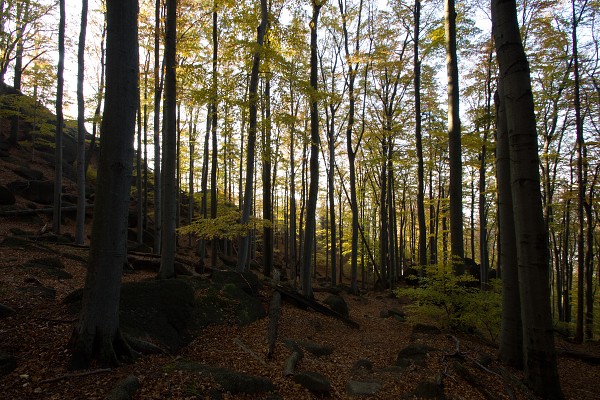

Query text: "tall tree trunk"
[53, 0, 65, 235]
[302, 0, 323, 298]
[69, 0, 138, 369]
[492, 1, 563, 397]
[496, 80, 523, 369]
[445, 0, 464, 274]
[237, 0, 268, 271]
[263, 72, 273, 277]
[414, 0, 427, 268]
[158, 0, 177, 279]
[210, 4, 219, 268]
[85, 19, 105, 176]
[76, 0, 88, 245]
[153, 0, 162, 254]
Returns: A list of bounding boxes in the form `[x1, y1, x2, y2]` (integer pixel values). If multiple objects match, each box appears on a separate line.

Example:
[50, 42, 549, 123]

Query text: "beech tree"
[69, 0, 139, 369]
[53, 0, 65, 235]
[492, 0, 563, 397]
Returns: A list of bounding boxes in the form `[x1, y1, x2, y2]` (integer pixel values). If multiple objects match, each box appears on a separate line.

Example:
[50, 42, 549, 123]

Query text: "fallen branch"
[234, 337, 268, 367]
[40, 368, 111, 384]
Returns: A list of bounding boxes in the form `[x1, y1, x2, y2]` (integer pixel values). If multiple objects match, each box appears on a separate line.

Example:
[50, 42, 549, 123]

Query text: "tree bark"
[76, 0, 88, 245]
[158, 0, 177, 279]
[237, 0, 269, 271]
[445, 0, 464, 274]
[153, 0, 162, 254]
[492, 1, 563, 397]
[496, 80, 522, 369]
[53, 0, 65, 235]
[69, 0, 139, 369]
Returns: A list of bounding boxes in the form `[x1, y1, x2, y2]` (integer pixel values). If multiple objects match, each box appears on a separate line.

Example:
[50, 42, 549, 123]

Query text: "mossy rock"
[221, 283, 266, 325]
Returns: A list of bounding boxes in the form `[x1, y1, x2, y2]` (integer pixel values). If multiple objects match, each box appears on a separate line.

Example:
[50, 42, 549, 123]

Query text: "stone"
[411, 380, 445, 399]
[0, 303, 16, 318]
[293, 371, 331, 395]
[0, 352, 17, 377]
[323, 294, 349, 318]
[351, 359, 373, 372]
[297, 340, 334, 357]
[395, 344, 435, 367]
[106, 375, 139, 400]
[0, 185, 15, 205]
[346, 380, 382, 396]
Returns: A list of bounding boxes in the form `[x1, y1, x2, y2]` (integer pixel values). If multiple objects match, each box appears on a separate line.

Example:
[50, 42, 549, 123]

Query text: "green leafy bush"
[395, 265, 502, 343]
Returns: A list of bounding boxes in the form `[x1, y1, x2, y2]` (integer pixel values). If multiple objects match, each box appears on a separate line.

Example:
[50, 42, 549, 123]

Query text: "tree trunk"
[496, 80, 523, 369]
[302, 1, 323, 298]
[158, 0, 177, 279]
[413, 1, 427, 269]
[53, 0, 65, 235]
[210, 4, 219, 268]
[237, 0, 268, 271]
[492, 1, 563, 397]
[69, 0, 138, 369]
[445, 0, 464, 274]
[262, 73, 273, 277]
[76, 0, 88, 245]
[153, 0, 162, 254]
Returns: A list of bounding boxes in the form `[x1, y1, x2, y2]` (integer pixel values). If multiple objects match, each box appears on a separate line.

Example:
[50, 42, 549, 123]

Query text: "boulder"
[211, 269, 262, 296]
[0, 185, 15, 205]
[395, 344, 435, 367]
[351, 359, 373, 373]
[323, 294, 349, 318]
[411, 380, 445, 399]
[7, 180, 54, 204]
[106, 375, 139, 400]
[297, 339, 334, 357]
[0, 303, 16, 318]
[221, 283, 266, 325]
[0, 352, 17, 377]
[293, 371, 331, 395]
[346, 380, 382, 396]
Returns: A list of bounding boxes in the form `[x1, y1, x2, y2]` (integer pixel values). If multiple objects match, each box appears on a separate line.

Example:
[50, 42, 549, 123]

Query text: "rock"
[170, 361, 274, 395]
[106, 375, 139, 400]
[0, 185, 15, 205]
[13, 166, 44, 181]
[323, 294, 349, 318]
[411, 380, 445, 399]
[7, 180, 54, 204]
[0, 352, 17, 377]
[297, 339, 334, 356]
[18, 286, 57, 300]
[119, 279, 196, 352]
[293, 371, 331, 395]
[351, 359, 373, 372]
[23, 256, 72, 279]
[221, 283, 266, 325]
[0, 303, 16, 318]
[395, 344, 435, 367]
[412, 323, 441, 335]
[211, 269, 263, 296]
[346, 380, 382, 396]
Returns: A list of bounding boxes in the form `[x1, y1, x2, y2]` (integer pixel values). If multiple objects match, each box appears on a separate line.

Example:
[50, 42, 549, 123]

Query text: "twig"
[40, 368, 111, 384]
[233, 337, 268, 367]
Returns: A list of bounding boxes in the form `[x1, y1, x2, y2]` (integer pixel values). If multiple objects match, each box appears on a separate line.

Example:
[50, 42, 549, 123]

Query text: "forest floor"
[1, 132, 600, 399]
[0, 228, 600, 399]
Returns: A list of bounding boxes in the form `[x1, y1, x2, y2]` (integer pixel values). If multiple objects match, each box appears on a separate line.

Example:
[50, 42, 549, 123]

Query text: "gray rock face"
[346, 380, 382, 396]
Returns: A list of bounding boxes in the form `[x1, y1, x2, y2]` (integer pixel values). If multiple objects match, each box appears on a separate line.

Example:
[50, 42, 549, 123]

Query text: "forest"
[0, 0, 600, 399]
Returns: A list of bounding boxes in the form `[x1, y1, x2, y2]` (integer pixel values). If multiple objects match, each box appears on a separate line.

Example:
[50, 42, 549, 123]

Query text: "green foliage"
[395, 265, 502, 343]
[178, 210, 271, 241]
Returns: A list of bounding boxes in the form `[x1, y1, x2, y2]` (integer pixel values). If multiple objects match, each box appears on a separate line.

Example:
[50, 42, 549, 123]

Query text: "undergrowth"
[395, 264, 502, 343]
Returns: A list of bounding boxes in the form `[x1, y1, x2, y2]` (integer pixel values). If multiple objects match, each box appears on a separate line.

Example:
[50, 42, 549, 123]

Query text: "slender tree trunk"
[210, 5, 219, 267]
[492, 1, 563, 397]
[76, 0, 88, 245]
[414, 1, 427, 268]
[53, 0, 65, 235]
[153, 0, 162, 254]
[445, 0, 464, 274]
[69, 0, 138, 370]
[302, 1, 323, 298]
[237, 0, 268, 271]
[263, 73, 273, 277]
[85, 20, 105, 176]
[158, 0, 177, 279]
